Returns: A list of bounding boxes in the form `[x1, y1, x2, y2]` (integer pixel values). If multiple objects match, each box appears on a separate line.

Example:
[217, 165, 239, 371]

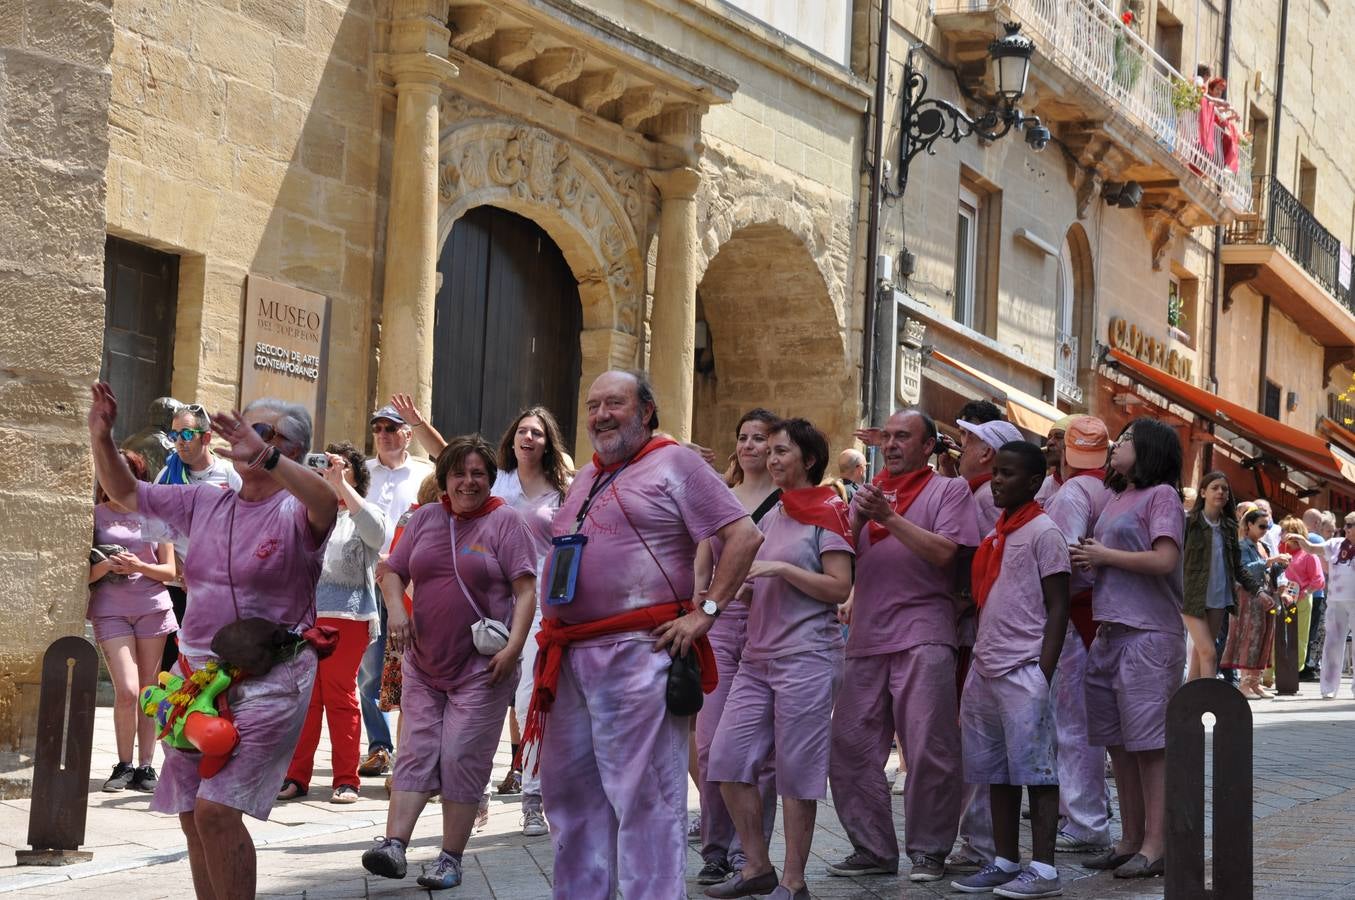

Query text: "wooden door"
[432, 206, 582, 447]
[101, 237, 180, 442]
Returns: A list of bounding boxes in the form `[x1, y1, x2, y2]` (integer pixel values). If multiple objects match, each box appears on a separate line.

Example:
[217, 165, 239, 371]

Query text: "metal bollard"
[17, 636, 99, 865]
[1164, 678, 1252, 899]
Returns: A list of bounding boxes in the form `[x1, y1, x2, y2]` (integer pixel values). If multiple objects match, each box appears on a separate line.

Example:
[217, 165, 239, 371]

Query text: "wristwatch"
[700, 599, 721, 618]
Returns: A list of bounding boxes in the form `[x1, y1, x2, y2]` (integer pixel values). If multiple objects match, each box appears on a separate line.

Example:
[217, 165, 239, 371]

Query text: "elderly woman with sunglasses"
[89, 382, 336, 900]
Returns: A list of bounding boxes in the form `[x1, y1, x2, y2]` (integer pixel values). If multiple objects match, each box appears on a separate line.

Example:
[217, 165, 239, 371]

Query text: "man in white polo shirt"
[357, 403, 435, 777]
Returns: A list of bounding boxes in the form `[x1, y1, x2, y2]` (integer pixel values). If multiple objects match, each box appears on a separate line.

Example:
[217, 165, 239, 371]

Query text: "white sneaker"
[522, 805, 549, 836]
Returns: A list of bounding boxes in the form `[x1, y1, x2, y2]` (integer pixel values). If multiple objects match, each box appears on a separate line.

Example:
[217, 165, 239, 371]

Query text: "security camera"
[1025, 123, 1051, 152]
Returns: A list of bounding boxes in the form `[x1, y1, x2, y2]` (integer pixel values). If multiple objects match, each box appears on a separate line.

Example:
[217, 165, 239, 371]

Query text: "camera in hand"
[303, 453, 330, 470]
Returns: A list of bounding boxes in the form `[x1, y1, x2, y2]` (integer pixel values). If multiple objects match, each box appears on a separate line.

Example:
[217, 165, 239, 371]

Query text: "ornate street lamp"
[896, 23, 1050, 194]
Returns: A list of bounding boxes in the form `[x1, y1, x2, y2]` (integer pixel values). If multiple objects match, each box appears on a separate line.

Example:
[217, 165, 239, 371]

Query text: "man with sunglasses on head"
[155, 403, 244, 490]
[154, 403, 243, 670]
[357, 403, 435, 779]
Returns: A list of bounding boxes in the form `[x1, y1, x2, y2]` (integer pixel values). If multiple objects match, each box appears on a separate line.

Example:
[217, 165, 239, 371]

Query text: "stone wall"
[106, 0, 386, 445]
[0, 0, 113, 750]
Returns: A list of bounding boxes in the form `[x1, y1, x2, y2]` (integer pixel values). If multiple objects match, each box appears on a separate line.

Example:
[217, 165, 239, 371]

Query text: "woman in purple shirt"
[363, 436, 538, 891]
[707, 418, 854, 900]
[89, 449, 177, 793]
[1069, 419, 1185, 880]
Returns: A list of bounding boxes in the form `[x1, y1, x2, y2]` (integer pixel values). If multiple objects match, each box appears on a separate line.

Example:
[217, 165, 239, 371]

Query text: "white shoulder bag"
[449, 515, 511, 656]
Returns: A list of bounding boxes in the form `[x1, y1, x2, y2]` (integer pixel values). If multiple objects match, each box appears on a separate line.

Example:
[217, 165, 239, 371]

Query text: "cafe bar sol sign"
[239, 275, 330, 438]
[1108, 317, 1193, 382]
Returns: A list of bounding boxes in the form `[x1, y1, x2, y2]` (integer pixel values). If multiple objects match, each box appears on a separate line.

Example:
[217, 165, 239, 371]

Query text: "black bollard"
[1273, 606, 1300, 695]
[17, 636, 99, 865]
[1164, 678, 1252, 899]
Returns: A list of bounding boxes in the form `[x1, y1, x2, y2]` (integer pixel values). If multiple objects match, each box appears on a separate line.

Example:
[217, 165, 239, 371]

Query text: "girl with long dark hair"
[1181, 472, 1241, 679]
[1069, 418, 1184, 879]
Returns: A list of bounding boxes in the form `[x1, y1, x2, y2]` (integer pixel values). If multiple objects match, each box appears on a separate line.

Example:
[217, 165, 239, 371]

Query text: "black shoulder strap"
[750, 489, 782, 524]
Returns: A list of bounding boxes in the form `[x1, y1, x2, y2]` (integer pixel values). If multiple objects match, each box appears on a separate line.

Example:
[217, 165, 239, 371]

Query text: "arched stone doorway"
[432, 206, 583, 447]
[692, 222, 850, 461]
[436, 118, 654, 458]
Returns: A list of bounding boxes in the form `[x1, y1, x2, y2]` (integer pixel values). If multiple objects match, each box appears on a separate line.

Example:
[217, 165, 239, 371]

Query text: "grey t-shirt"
[1205, 518, 1232, 609]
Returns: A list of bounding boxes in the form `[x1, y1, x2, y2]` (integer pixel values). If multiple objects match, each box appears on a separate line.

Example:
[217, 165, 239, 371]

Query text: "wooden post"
[17, 636, 99, 865]
[1165, 678, 1253, 899]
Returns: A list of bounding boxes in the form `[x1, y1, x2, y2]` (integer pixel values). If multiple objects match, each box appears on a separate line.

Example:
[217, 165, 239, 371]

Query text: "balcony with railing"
[1055, 330, 1083, 403]
[933, 0, 1252, 223]
[1222, 176, 1355, 350]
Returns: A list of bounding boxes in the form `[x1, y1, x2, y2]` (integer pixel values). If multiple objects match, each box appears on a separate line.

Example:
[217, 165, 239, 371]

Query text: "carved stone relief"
[435, 113, 655, 337]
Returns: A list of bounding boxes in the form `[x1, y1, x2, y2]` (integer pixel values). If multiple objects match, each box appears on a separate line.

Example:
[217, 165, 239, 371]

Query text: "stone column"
[376, 5, 457, 457]
[646, 166, 701, 442]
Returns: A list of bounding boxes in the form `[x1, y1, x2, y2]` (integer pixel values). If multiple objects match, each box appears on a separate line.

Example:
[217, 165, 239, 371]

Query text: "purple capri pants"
[708, 649, 842, 800]
[829, 643, 962, 863]
[151, 648, 316, 822]
[696, 612, 776, 865]
[392, 657, 516, 803]
[1084, 623, 1185, 752]
[960, 663, 1058, 786]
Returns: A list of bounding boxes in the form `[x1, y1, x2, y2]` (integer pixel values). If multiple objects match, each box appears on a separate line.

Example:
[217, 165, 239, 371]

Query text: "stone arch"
[435, 119, 650, 455]
[692, 221, 853, 459]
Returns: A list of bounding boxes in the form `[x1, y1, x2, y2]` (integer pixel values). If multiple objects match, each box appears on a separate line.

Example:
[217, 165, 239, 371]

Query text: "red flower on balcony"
[1121, 10, 1135, 25]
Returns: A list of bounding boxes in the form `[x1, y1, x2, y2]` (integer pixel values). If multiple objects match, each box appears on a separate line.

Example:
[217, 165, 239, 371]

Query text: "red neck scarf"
[591, 435, 678, 474]
[971, 500, 1045, 609]
[440, 494, 505, 521]
[779, 485, 851, 543]
[1068, 467, 1107, 483]
[866, 467, 935, 544]
[967, 473, 993, 493]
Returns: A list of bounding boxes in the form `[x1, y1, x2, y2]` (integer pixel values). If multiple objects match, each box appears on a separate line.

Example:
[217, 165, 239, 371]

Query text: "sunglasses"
[251, 422, 298, 445]
[372, 423, 403, 434]
[169, 427, 206, 442]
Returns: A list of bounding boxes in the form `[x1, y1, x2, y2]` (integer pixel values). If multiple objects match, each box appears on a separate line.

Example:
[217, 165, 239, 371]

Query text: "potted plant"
[1114, 9, 1145, 91]
[1171, 76, 1203, 112]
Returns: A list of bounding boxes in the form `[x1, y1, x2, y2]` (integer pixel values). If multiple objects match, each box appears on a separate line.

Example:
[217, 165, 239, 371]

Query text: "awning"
[928, 350, 1064, 435]
[1106, 348, 1353, 485]
[1317, 418, 1355, 483]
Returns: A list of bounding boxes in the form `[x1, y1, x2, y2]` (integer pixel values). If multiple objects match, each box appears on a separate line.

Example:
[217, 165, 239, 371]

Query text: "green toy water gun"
[141, 661, 240, 777]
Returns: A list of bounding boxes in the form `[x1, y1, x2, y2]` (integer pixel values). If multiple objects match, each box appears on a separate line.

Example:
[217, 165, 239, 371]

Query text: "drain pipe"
[1268, 0, 1290, 239]
[860, 0, 890, 425]
[1204, 0, 1234, 471]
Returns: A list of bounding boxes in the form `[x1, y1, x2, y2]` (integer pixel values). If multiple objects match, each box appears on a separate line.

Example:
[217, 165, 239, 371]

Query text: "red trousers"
[285, 617, 369, 790]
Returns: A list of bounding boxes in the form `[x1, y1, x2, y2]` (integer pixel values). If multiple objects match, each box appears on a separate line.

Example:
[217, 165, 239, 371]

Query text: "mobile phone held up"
[303, 453, 330, 470]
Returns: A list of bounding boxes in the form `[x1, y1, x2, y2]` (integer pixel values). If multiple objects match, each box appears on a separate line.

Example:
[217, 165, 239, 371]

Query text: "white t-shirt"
[1323, 538, 1355, 602]
[365, 454, 435, 553]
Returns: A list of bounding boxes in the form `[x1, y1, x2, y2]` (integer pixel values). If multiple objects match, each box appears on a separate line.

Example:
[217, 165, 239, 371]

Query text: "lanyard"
[573, 455, 639, 533]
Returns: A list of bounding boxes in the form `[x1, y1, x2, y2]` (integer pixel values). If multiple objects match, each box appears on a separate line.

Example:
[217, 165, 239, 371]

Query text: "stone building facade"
[1, 0, 871, 751]
[4, 0, 1353, 754]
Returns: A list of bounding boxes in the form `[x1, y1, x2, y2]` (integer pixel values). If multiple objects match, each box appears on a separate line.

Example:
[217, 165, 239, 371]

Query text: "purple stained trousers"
[829, 643, 962, 862]
[539, 638, 688, 900]
[1053, 622, 1111, 843]
[695, 612, 776, 866]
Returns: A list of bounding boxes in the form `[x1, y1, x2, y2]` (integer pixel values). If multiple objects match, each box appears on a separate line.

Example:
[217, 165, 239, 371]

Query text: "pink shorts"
[959, 662, 1057, 786]
[1084, 624, 1185, 752]
[391, 657, 515, 804]
[707, 649, 842, 801]
[151, 648, 316, 821]
[91, 607, 177, 644]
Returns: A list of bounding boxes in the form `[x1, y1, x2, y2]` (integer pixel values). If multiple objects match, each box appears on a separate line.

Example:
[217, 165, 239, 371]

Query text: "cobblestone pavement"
[2, 676, 1353, 898]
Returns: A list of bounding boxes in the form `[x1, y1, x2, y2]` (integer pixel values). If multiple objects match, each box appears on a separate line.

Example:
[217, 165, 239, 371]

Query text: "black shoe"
[1298, 667, 1319, 682]
[697, 860, 734, 885]
[103, 762, 136, 792]
[132, 765, 158, 792]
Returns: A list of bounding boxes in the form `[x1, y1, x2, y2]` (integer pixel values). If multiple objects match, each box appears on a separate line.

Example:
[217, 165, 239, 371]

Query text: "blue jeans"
[358, 604, 393, 752]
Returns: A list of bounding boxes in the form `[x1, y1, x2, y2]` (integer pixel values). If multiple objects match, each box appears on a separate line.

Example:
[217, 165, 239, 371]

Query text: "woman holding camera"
[361, 436, 538, 890]
[280, 442, 389, 803]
